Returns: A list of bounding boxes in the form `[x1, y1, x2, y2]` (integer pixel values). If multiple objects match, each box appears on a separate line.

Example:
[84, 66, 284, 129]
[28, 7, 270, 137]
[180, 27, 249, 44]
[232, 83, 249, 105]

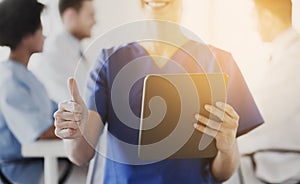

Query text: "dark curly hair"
[0, 0, 44, 50]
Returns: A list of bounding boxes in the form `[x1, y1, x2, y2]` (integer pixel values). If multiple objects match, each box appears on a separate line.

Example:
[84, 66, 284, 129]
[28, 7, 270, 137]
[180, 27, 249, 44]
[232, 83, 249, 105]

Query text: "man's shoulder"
[290, 33, 300, 51]
[43, 32, 73, 52]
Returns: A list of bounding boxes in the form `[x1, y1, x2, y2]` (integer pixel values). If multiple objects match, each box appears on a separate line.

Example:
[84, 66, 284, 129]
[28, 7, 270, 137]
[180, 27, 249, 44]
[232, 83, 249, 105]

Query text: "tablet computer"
[138, 73, 229, 160]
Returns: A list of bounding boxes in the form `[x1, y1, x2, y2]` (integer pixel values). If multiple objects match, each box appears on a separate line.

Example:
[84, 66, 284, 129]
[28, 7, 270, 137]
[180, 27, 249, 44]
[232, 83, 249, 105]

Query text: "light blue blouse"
[0, 60, 56, 184]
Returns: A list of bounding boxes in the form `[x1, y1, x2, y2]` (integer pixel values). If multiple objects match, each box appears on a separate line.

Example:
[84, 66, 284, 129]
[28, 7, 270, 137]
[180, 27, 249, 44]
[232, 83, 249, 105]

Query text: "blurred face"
[140, 0, 183, 23]
[74, 1, 96, 39]
[24, 26, 44, 53]
[256, 6, 290, 42]
[255, 6, 278, 42]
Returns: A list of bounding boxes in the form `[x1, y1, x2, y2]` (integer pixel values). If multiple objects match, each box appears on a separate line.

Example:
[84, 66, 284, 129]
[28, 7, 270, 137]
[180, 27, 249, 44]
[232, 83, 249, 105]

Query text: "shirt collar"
[7, 59, 27, 71]
[62, 30, 82, 54]
[5, 59, 36, 82]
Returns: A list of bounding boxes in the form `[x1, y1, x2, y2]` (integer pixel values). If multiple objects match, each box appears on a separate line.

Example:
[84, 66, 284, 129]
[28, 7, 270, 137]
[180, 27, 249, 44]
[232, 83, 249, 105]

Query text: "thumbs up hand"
[54, 78, 88, 139]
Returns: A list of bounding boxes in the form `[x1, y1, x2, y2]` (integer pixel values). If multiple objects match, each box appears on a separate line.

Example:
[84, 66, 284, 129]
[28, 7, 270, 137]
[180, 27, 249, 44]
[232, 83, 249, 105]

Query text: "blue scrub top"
[85, 41, 263, 183]
[0, 60, 56, 184]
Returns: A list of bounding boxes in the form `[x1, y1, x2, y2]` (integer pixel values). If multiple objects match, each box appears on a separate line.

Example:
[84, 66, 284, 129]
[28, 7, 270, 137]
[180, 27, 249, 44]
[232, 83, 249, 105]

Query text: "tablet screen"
[138, 73, 229, 160]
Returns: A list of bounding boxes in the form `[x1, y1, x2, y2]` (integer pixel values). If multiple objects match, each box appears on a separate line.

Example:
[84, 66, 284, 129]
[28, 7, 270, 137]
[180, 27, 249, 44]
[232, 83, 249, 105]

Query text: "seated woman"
[0, 0, 58, 183]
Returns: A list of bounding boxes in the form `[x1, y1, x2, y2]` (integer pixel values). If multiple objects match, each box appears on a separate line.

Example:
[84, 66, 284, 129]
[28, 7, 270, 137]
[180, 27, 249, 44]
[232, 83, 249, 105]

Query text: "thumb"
[68, 77, 83, 104]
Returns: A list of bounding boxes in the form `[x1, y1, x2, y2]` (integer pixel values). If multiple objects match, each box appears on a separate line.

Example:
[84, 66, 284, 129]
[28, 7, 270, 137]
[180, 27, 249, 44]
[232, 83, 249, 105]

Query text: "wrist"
[219, 140, 238, 157]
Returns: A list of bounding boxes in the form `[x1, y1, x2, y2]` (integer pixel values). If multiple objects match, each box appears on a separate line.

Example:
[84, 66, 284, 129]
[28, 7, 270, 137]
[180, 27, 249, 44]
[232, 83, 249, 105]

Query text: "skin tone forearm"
[194, 102, 240, 182]
[54, 79, 103, 166]
[63, 135, 95, 166]
[63, 110, 103, 166]
[211, 140, 240, 181]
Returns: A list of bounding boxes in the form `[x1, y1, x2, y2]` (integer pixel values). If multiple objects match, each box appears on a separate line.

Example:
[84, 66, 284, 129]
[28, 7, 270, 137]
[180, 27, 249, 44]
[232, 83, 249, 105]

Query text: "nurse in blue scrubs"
[54, 0, 263, 183]
[0, 0, 57, 183]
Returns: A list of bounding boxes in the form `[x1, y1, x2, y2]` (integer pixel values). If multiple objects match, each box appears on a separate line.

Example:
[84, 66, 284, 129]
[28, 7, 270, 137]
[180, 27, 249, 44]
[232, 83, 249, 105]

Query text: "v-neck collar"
[135, 41, 190, 69]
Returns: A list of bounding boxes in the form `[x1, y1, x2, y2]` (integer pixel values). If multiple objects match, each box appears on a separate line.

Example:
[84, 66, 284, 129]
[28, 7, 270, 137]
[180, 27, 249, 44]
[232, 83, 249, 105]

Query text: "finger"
[193, 123, 219, 138]
[204, 104, 233, 123]
[216, 102, 239, 120]
[58, 101, 82, 113]
[68, 78, 84, 104]
[55, 128, 81, 139]
[54, 120, 79, 130]
[195, 114, 222, 131]
[54, 111, 82, 121]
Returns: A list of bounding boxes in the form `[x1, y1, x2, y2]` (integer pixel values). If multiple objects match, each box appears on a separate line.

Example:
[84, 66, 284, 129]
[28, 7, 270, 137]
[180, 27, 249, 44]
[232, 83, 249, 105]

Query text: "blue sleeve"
[85, 49, 109, 123]
[0, 80, 54, 145]
[215, 49, 264, 136]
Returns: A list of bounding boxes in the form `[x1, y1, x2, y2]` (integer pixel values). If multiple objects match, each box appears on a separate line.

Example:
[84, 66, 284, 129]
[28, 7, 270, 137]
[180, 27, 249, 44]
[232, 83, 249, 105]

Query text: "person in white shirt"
[238, 0, 300, 183]
[29, 0, 96, 103]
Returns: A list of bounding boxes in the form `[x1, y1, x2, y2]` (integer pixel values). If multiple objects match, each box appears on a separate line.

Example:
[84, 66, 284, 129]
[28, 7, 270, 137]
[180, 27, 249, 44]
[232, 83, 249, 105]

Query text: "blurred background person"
[29, 0, 96, 103]
[238, 0, 300, 183]
[28, 0, 96, 182]
[0, 0, 58, 183]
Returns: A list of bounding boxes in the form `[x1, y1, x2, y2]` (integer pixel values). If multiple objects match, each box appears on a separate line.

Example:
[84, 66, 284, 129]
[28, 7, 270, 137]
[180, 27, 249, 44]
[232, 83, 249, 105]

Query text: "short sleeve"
[0, 80, 54, 145]
[85, 49, 109, 123]
[210, 46, 264, 136]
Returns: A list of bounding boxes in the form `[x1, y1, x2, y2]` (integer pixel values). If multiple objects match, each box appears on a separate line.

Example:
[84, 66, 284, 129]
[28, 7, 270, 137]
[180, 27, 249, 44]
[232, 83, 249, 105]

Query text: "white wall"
[293, 0, 300, 31]
[0, 47, 9, 61]
[210, 0, 271, 89]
